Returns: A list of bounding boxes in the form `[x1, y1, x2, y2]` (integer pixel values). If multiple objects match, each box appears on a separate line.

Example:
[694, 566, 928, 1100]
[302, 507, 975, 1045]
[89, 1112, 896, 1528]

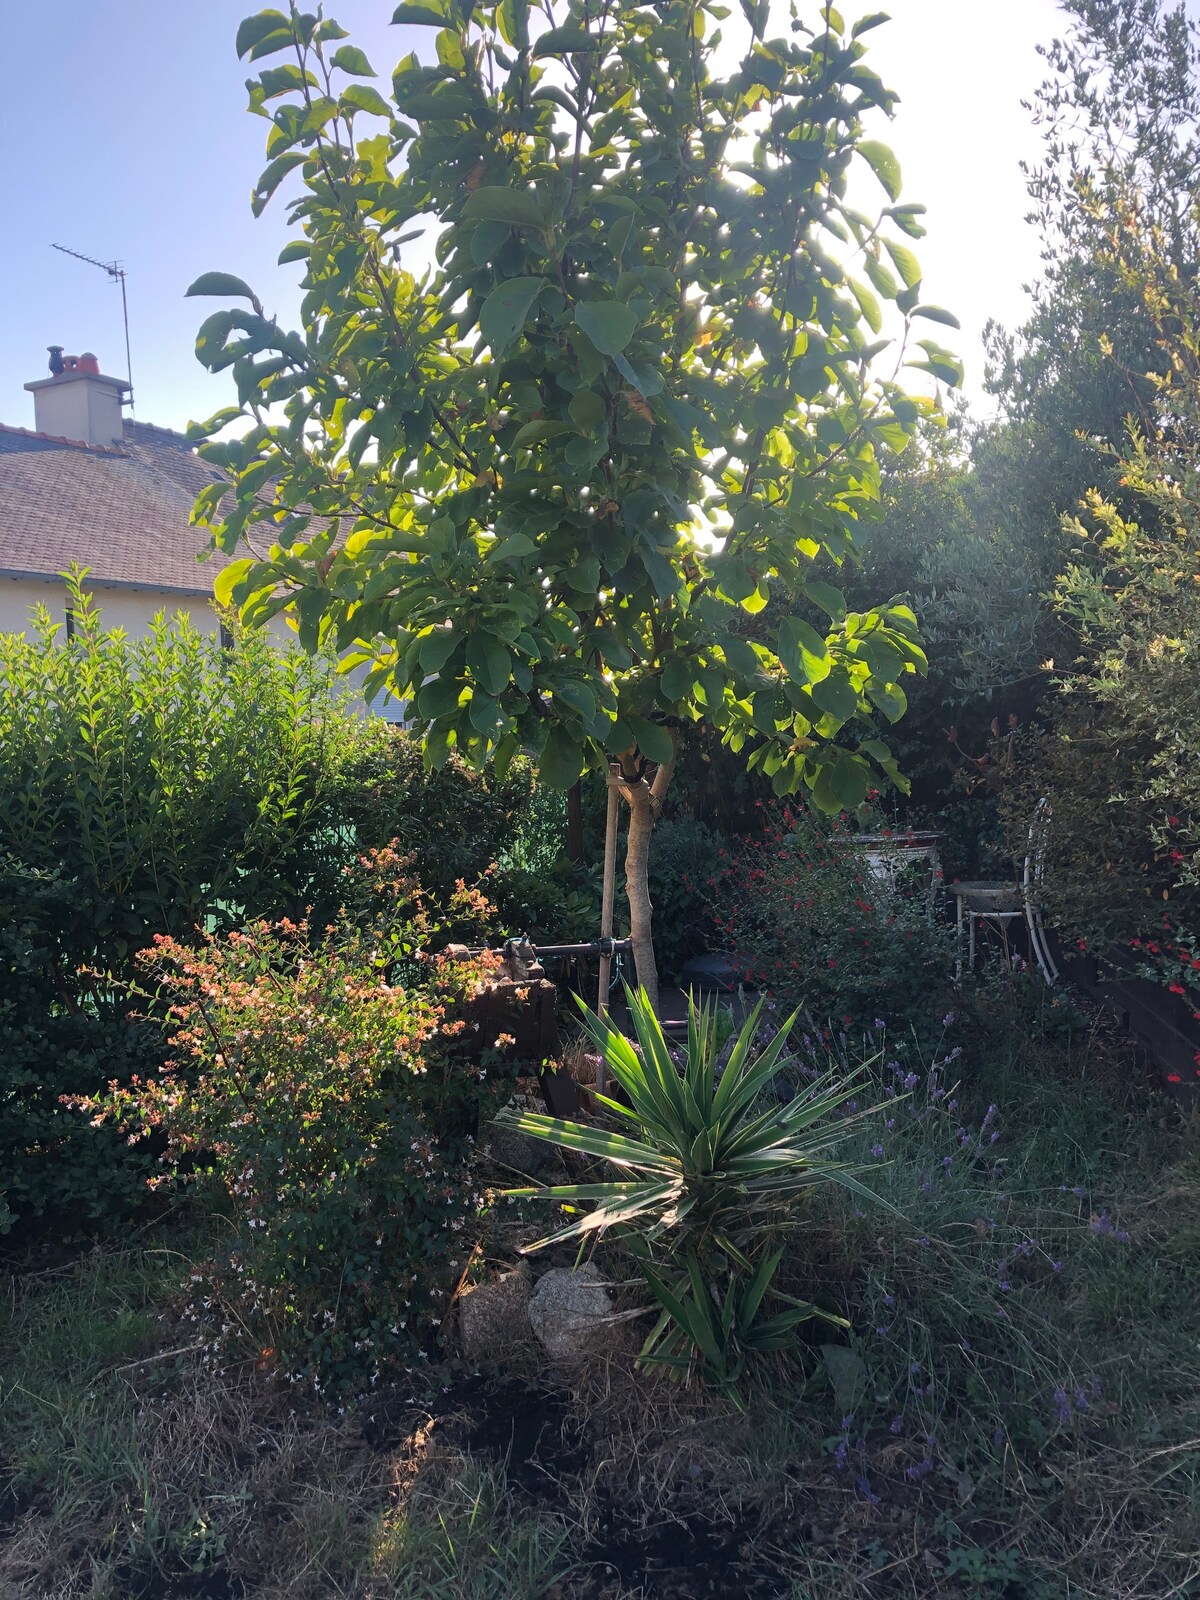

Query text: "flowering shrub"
[83, 852, 510, 1396]
[707, 803, 954, 1042]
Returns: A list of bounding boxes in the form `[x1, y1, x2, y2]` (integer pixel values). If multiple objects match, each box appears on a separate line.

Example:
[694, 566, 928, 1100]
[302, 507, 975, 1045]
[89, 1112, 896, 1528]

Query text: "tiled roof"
[0, 418, 236, 593]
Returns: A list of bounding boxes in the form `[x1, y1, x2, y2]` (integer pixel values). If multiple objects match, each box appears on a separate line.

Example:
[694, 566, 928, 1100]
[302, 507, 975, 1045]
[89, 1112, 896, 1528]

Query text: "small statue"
[47, 346, 65, 376]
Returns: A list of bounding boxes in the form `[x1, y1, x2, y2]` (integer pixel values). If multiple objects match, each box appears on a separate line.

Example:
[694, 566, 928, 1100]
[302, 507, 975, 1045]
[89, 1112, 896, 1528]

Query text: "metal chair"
[953, 799, 1059, 985]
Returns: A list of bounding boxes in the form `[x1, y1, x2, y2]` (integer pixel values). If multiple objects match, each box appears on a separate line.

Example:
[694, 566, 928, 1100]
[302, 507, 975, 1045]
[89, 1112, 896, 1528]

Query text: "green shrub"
[0, 580, 382, 1241]
[86, 851, 509, 1397]
[0, 860, 165, 1239]
[710, 802, 954, 1042]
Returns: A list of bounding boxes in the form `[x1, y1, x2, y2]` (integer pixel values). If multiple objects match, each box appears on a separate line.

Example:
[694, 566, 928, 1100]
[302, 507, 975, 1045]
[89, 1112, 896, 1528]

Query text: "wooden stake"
[595, 762, 622, 1097]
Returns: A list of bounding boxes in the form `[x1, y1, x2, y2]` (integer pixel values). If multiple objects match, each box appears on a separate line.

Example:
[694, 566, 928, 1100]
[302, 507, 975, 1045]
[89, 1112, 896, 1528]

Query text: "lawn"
[4, 983, 1198, 1600]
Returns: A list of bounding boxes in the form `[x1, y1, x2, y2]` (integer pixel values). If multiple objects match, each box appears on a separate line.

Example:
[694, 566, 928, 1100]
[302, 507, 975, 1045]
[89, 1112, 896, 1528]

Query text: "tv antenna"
[50, 242, 135, 412]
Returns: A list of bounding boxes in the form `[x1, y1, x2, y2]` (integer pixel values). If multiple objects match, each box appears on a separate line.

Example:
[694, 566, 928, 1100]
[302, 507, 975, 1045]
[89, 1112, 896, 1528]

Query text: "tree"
[189, 0, 956, 1009]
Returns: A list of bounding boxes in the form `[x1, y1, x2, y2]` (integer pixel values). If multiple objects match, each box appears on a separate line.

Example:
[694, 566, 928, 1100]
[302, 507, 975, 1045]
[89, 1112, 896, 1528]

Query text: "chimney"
[25, 350, 129, 447]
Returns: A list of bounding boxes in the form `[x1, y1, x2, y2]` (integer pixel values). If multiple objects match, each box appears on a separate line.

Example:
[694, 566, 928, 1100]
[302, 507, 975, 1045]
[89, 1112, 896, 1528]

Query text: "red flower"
[1169, 983, 1186, 996]
[1167, 1073, 1182, 1084]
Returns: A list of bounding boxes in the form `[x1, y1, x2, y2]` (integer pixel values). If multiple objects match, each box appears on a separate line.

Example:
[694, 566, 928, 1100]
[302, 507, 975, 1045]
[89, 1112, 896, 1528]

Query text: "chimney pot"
[25, 351, 128, 446]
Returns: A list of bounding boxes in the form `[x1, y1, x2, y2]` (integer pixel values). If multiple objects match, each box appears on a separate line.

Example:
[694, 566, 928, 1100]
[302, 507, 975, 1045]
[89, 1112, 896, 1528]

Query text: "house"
[0, 352, 253, 640]
[0, 350, 405, 717]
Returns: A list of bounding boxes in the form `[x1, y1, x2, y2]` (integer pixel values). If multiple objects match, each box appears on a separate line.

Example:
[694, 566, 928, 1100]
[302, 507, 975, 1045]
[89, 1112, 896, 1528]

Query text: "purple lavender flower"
[874, 1018, 886, 1031]
[870, 1143, 885, 1158]
[889, 1415, 903, 1435]
[1052, 1388, 1072, 1424]
[941, 1011, 956, 1027]
[903, 1072, 919, 1091]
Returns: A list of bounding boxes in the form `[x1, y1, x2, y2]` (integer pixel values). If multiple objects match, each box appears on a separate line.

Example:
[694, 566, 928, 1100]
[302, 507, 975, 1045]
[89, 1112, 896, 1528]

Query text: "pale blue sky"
[1, 1, 1064, 434]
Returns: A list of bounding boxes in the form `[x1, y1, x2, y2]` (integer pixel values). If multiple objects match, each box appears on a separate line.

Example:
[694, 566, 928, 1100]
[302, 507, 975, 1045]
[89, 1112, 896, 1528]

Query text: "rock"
[528, 1263, 614, 1363]
[487, 1091, 554, 1176]
[457, 1263, 532, 1365]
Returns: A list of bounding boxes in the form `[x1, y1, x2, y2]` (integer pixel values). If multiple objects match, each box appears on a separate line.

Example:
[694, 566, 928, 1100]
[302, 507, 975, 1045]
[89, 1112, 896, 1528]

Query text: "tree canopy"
[187, 0, 959, 997]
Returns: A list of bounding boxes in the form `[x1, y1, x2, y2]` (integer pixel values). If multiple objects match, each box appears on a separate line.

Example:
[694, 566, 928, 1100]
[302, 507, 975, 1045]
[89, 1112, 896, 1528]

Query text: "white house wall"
[0, 574, 407, 722]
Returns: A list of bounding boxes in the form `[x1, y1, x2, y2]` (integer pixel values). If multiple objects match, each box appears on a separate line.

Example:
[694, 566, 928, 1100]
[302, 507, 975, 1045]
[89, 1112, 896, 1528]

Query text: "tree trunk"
[566, 780, 585, 864]
[617, 736, 679, 1017]
[624, 780, 660, 1012]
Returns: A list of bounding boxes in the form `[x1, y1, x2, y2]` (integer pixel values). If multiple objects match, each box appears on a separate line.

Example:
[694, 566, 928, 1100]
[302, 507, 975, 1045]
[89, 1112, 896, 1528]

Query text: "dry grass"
[3, 1008, 1200, 1599]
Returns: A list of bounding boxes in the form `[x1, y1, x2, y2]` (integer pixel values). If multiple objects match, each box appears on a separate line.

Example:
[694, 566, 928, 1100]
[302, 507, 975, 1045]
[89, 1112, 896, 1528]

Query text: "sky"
[0, 1, 1066, 435]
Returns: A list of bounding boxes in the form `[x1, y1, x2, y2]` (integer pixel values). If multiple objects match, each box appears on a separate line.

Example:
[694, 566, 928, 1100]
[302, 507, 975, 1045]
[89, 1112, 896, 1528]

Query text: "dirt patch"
[105, 1556, 246, 1600]
[363, 1372, 591, 1499]
[579, 1502, 770, 1600]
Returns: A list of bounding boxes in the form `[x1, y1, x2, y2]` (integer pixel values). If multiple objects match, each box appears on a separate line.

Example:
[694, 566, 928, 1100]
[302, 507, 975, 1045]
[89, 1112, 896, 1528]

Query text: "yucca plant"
[493, 987, 888, 1390]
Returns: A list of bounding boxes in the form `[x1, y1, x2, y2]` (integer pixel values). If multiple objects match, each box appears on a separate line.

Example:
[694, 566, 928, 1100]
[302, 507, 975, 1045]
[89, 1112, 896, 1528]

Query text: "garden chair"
[953, 799, 1059, 985]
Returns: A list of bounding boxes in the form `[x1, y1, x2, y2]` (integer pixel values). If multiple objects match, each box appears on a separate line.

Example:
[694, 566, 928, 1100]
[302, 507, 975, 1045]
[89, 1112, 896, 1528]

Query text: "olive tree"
[189, 0, 958, 1008]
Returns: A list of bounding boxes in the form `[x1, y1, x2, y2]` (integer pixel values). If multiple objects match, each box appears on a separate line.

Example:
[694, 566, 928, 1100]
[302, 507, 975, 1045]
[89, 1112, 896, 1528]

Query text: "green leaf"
[883, 238, 922, 290]
[236, 11, 291, 59]
[912, 304, 961, 330]
[416, 674, 462, 719]
[778, 616, 832, 685]
[568, 388, 608, 433]
[466, 630, 511, 696]
[341, 84, 392, 117]
[831, 753, 870, 809]
[251, 151, 307, 216]
[513, 419, 574, 447]
[330, 44, 375, 75]
[628, 716, 674, 764]
[859, 139, 902, 202]
[417, 627, 458, 673]
[479, 276, 547, 356]
[803, 580, 847, 623]
[186, 271, 259, 303]
[391, 2, 448, 21]
[539, 725, 586, 790]
[575, 301, 639, 356]
[660, 658, 693, 703]
[866, 678, 908, 722]
[848, 278, 882, 335]
[851, 11, 889, 37]
[532, 24, 602, 57]
[811, 669, 859, 723]
[864, 253, 899, 301]
[461, 187, 548, 229]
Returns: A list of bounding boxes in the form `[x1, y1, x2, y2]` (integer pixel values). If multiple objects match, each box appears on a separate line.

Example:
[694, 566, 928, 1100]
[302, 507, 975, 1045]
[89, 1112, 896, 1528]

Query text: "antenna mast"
[50, 242, 134, 412]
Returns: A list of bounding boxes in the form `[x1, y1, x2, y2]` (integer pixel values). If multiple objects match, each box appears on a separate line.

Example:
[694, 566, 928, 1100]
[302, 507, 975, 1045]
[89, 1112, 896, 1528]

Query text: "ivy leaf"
[575, 301, 639, 356]
[859, 139, 902, 202]
[479, 276, 547, 355]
